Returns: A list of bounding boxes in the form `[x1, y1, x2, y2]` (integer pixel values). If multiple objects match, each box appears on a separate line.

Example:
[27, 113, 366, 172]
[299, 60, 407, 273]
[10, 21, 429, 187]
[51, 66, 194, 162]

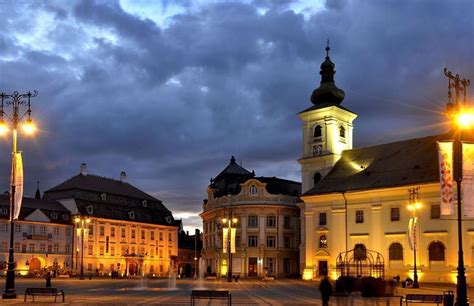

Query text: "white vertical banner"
[463, 142, 474, 218]
[222, 228, 228, 254]
[11, 152, 24, 220]
[407, 217, 414, 250]
[76, 228, 82, 252]
[438, 141, 454, 215]
[230, 228, 236, 254]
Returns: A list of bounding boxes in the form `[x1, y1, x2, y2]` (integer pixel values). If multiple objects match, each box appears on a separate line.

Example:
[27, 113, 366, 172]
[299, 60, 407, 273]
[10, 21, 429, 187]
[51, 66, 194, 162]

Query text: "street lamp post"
[444, 68, 471, 306]
[74, 216, 91, 280]
[0, 91, 38, 299]
[221, 215, 238, 283]
[408, 187, 421, 289]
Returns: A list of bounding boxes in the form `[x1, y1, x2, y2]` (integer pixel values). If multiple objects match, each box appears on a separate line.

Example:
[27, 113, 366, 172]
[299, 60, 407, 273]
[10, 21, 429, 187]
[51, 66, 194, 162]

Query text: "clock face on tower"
[313, 145, 322, 156]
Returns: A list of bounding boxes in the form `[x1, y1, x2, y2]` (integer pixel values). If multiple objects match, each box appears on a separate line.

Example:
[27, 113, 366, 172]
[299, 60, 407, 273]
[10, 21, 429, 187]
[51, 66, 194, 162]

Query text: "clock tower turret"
[299, 42, 357, 193]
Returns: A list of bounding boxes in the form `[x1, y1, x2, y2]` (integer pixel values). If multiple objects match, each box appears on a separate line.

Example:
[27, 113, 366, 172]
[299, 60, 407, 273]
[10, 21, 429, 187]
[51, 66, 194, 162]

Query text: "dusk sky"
[0, 0, 472, 232]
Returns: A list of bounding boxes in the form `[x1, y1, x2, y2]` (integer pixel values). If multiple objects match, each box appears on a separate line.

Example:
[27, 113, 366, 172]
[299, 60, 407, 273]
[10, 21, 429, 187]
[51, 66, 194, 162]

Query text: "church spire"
[35, 181, 41, 200]
[310, 41, 345, 105]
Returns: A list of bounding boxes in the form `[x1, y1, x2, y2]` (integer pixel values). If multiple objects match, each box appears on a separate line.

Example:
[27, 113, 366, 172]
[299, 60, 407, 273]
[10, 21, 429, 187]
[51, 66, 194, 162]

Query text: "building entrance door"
[29, 258, 41, 274]
[129, 263, 138, 276]
[318, 260, 328, 276]
[248, 258, 258, 277]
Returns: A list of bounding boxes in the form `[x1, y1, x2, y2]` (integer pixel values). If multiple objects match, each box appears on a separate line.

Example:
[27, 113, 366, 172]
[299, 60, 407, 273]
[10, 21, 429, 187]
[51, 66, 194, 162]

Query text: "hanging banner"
[438, 141, 454, 215]
[407, 217, 417, 251]
[11, 152, 24, 220]
[230, 228, 236, 254]
[222, 228, 228, 253]
[463, 142, 474, 218]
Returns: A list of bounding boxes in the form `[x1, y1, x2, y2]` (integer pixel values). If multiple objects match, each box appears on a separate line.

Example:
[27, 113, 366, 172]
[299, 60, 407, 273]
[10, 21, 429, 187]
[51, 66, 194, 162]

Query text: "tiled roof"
[0, 195, 70, 224]
[45, 174, 158, 201]
[304, 133, 461, 196]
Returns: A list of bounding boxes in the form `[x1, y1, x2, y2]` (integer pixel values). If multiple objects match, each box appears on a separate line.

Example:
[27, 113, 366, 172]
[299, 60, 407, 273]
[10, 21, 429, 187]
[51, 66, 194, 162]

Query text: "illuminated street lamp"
[1, 91, 38, 299]
[408, 187, 421, 288]
[74, 216, 91, 280]
[444, 68, 471, 306]
[222, 215, 238, 282]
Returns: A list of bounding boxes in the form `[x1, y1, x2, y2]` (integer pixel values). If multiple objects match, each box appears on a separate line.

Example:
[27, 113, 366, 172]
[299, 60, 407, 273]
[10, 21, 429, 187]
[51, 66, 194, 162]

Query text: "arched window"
[319, 235, 328, 248]
[389, 242, 403, 260]
[339, 126, 346, 138]
[250, 185, 257, 195]
[314, 125, 322, 138]
[428, 241, 445, 261]
[313, 173, 322, 186]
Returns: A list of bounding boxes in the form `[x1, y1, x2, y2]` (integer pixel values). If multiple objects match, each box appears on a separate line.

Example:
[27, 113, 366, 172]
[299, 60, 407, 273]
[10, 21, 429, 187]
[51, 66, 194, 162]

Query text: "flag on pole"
[407, 217, 417, 251]
[11, 152, 24, 220]
[222, 228, 228, 253]
[463, 142, 474, 218]
[230, 228, 236, 253]
[437, 141, 454, 215]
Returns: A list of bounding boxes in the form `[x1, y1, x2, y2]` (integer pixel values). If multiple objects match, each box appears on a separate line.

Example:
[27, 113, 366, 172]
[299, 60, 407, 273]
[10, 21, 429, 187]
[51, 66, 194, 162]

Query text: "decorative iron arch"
[336, 244, 384, 279]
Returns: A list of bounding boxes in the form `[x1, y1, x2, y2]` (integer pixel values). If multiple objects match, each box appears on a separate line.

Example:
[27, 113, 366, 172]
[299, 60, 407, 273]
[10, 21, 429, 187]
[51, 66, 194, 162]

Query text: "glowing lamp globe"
[22, 119, 37, 135]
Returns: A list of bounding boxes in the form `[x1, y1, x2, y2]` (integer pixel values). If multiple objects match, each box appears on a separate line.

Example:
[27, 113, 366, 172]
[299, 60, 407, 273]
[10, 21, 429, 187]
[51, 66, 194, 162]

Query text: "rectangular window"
[88, 263, 92, 271]
[248, 216, 258, 228]
[391, 207, 400, 222]
[431, 204, 441, 219]
[66, 228, 71, 236]
[100, 226, 105, 236]
[88, 245, 93, 255]
[40, 243, 46, 253]
[1, 242, 7, 252]
[266, 216, 276, 228]
[150, 231, 155, 241]
[121, 228, 126, 238]
[53, 243, 59, 253]
[111, 246, 115, 256]
[355, 210, 364, 224]
[159, 232, 163, 241]
[22, 244, 27, 253]
[100, 246, 104, 256]
[110, 227, 115, 237]
[131, 229, 136, 239]
[266, 257, 276, 275]
[159, 249, 163, 258]
[141, 230, 146, 240]
[15, 224, 21, 233]
[168, 232, 172, 242]
[28, 225, 35, 234]
[319, 213, 327, 226]
[48, 244, 52, 253]
[99, 263, 104, 271]
[15, 242, 20, 252]
[236, 236, 241, 248]
[1, 223, 8, 232]
[248, 235, 258, 247]
[284, 236, 291, 248]
[54, 227, 59, 235]
[40, 226, 46, 235]
[65, 243, 70, 253]
[121, 246, 127, 255]
[266, 235, 276, 248]
[284, 216, 291, 229]
[88, 225, 94, 236]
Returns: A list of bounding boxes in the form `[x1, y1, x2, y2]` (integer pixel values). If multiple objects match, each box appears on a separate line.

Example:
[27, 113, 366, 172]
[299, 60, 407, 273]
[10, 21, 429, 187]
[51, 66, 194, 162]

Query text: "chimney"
[80, 163, 87, 176]
[195, 228, 200, 236]
[120, 171, 127, 183]
[186, 231, 189, 236]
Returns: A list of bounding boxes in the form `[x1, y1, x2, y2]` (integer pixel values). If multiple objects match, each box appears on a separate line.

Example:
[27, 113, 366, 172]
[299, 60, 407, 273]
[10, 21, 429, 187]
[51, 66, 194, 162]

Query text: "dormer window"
[165, 216, 172, 224]
[313, 125, 322, 138]
[142, 200, 148, 207]
[250, 185, 257, 195]
[0, 207, 8, 215]
[86, 205, 94, 214]
[339, 126, 346, 138]
[62, 214, 69, 221]
[51, 212, 58, 220]
[100, 193, 107, 201]
[129, 211, 135, 220]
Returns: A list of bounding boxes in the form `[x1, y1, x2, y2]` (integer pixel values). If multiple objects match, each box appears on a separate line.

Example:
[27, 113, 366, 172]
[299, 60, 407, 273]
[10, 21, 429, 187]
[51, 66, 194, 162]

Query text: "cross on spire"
[326, 38, 330, 57]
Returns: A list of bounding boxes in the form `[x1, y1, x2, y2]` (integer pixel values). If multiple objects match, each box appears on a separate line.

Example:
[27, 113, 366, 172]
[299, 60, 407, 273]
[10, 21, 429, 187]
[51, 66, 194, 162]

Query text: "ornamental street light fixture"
[444, 68, 471, 306]
[1, 91, 38, 299]
[408, 187, 421, 289]
[74, 216, 91, 280]
[221, 215, 238, 282]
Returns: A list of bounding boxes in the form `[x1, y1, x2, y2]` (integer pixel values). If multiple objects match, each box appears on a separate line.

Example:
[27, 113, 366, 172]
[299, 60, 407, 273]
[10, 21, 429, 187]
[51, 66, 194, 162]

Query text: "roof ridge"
[346, 133, 445, 153]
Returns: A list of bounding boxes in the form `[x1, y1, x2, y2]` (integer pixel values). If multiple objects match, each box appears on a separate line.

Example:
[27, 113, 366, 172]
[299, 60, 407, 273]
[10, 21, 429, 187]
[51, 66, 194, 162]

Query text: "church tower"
[299, 42, 357, 193]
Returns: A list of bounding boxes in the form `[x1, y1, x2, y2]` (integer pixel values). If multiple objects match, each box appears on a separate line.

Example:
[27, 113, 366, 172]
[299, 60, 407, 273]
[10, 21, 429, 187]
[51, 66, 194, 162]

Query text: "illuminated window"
[101, 193, 107, 201]
[391, 207, 400, 222]
[131, 229, 136, 239]
[355, 210, 364, 224]
[99, 246, 104, 255]
[319, 213, 327, 226]
[121, 228, 125, 238]
[389, 242, 403, 260]
[141, 230, 146, 240]
[314, 125, 322, 138]
[88, 245, 93, 255]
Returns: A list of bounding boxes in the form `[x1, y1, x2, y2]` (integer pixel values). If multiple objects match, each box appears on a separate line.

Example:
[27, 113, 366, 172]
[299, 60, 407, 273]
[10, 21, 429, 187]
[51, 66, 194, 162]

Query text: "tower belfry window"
[339, 126, 346, 138]
[314, 125, 322, 138]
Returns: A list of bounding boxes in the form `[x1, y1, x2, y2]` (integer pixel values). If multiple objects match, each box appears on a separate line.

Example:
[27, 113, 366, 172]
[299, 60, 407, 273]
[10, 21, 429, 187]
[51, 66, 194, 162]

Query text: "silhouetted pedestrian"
[319, 276, 333, 306]
[45, 272, 52, 288]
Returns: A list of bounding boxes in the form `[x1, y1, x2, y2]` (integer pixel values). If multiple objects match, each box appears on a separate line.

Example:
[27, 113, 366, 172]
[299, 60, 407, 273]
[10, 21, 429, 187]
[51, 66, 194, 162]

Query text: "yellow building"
[44, 164, 179, 277]
[299, 45, 474, 284]
[201, 156, 301, 278]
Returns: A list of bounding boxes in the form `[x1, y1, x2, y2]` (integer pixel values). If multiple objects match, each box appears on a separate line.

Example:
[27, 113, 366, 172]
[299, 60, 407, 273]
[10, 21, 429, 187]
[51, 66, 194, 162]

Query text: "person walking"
[319, 276, 333, 306]
[45, 272, 52, 288]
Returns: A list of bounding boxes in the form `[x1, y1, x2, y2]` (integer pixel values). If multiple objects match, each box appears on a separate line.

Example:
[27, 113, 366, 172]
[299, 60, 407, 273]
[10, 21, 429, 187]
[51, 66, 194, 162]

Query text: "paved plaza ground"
[0, 277, 471, 305]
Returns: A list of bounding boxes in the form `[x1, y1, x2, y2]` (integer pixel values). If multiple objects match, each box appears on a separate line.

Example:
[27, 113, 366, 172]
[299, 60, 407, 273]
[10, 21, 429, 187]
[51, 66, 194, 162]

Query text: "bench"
[400, 294, 444, 305]
[191, 289, 231, 306]
[24, 287, 65, 302]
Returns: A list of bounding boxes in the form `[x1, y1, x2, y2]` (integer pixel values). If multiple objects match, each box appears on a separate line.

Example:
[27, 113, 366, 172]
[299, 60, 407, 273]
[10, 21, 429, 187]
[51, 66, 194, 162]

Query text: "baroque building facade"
[299, 45, 474, 284]
[201, 156, 301, 278]
[43, 164, 179, 277]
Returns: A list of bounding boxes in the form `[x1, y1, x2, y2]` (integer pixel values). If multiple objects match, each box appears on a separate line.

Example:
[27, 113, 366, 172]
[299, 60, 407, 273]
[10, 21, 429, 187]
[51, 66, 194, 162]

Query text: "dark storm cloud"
[0, 0, 472, 230]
